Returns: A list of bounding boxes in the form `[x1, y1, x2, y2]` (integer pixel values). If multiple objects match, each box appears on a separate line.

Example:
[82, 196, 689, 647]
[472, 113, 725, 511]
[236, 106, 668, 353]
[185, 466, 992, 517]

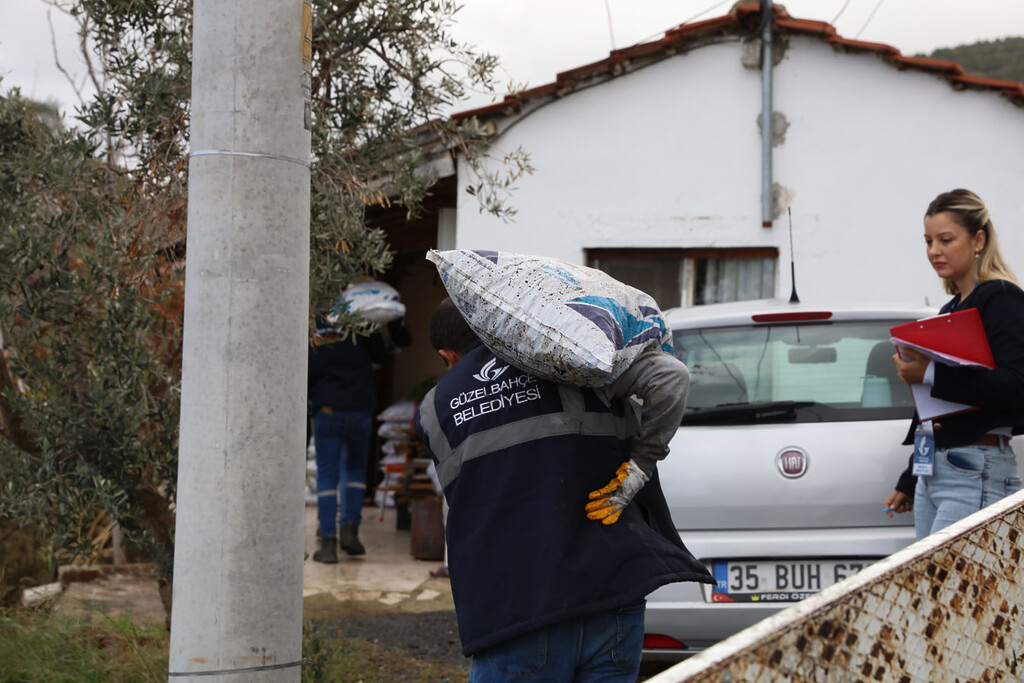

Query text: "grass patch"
[0, 610, 465, 683]
[0, 610, 168, 682]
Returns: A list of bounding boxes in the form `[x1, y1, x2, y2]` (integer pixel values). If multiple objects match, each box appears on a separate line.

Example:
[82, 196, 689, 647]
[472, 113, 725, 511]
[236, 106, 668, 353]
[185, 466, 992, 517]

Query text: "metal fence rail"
[650, 489, 1024, 682]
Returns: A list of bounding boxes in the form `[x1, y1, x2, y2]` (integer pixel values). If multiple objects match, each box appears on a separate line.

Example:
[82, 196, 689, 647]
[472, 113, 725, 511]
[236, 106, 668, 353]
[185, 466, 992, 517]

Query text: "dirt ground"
[55, 565, 167, 625]
[318, 605, 672, 681]
[314, 608, 468, 673]
[53, 568, 673, 680]
[54, 567, 471, 673]
[302, 583, 469, 674]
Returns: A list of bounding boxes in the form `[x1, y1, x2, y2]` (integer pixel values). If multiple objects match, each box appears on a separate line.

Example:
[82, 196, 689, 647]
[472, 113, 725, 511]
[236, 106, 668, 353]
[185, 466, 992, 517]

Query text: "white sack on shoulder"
[426, 249, 673, 387]
[335, 280, 406, 324]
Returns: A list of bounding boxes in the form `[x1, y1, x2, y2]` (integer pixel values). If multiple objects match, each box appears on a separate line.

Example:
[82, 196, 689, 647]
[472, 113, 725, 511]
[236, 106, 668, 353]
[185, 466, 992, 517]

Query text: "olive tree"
[1, 0, 528, 617]
[0, 89, 180, 600]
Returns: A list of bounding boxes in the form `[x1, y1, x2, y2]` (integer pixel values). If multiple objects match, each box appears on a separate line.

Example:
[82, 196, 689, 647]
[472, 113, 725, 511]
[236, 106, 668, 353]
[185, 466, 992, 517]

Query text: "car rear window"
[674, 320, 915, 423]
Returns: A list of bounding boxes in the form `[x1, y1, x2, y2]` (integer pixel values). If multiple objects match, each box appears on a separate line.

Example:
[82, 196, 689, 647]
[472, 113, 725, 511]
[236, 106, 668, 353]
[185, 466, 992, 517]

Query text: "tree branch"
[0, 350, 39, 455]
[45, 3, 86, 105]
[314, 0, 363, 33]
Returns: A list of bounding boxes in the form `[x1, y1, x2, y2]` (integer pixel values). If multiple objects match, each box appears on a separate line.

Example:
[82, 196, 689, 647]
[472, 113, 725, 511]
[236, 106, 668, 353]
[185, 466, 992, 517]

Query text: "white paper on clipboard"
[892, 341, 982, 420]
[891, 340, 993, 368]
[909, 384, 977, 421]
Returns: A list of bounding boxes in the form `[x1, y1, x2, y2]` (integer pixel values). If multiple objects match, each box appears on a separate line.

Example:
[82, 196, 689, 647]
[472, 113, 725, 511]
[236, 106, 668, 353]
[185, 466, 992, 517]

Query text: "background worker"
[307, 317, 383, 562]
[415, 298, 712, 681]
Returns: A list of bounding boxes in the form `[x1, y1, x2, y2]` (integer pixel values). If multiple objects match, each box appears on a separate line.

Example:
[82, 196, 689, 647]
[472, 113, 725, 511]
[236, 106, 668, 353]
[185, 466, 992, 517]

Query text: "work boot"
[312, 536, 338, 564]
[339, 522, 365, 556]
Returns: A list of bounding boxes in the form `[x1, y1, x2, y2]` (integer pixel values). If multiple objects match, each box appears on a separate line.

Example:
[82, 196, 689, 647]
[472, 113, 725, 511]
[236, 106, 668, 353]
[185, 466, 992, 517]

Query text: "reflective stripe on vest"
[419, 383, 638, 490]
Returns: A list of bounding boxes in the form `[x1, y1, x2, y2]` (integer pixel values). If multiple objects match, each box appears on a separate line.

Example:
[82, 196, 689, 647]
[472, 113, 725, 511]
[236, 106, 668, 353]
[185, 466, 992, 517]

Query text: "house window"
[586, 248, 777, 309]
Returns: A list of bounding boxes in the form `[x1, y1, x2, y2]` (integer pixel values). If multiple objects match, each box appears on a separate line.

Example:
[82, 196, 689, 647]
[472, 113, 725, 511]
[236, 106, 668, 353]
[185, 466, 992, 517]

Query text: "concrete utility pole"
[169, 1, 313, 680]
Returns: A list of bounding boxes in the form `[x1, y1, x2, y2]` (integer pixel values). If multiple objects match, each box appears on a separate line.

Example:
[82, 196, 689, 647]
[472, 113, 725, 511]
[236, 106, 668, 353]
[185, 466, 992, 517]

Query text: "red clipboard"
[889, 308, 994, 369]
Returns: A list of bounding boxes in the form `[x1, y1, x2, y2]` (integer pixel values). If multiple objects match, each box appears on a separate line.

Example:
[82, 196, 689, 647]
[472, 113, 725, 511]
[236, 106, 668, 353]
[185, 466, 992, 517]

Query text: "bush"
[0, 523, 54, 608]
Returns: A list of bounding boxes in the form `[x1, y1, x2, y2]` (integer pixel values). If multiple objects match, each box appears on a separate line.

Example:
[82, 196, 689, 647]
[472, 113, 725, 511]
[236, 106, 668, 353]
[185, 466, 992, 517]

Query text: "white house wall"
[453, 34, 1024, 309]
[771, 37, 1024, 309]
[456, 41, 766, 261]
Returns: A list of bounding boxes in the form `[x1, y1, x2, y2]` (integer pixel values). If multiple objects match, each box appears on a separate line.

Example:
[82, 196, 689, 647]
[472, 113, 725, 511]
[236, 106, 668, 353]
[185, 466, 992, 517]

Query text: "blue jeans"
[914, 443, 1022, 539]
[314, 409, 372, 538]
[468, 602, 645, 683]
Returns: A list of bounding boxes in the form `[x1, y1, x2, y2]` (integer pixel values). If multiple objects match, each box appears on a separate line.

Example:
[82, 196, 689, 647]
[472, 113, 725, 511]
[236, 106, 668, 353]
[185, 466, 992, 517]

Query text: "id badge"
[912, 424, 935, 477]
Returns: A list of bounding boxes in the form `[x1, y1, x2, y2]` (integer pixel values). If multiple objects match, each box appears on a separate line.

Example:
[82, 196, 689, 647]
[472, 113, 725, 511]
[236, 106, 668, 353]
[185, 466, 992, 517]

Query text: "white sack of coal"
[335, 280, 405, 324]
[426, 249, 673, 386]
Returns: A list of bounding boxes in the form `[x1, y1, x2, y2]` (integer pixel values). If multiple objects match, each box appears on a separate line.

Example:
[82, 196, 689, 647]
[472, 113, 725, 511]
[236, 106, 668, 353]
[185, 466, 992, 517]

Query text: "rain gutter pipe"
[760, 0, 773, 227]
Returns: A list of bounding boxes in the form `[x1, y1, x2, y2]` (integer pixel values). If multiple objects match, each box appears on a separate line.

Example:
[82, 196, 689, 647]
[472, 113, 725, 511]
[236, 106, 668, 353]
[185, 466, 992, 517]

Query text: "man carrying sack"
[415, 284, 711, 681]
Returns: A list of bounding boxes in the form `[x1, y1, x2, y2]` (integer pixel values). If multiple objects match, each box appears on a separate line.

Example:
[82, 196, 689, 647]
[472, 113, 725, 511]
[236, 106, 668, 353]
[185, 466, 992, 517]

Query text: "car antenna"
[788, 206, 800, 304]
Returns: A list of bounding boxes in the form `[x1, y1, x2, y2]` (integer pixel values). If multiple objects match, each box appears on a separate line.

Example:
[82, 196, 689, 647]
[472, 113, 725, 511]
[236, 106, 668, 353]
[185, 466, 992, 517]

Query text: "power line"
[682, 0, 733, 26]
[603, 0, 617, 50]
[854, 0, 887, 39]
[830, 0, 854, 25]
[630, 0, 733, 49]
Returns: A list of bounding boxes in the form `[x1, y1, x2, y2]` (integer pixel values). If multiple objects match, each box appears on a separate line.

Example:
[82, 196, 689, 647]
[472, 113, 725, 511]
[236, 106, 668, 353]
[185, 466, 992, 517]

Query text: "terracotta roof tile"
[774, 16, 837, 39]
[452, 3, 1024, 122]
[894, 57, 966, 76]
[953, 74, 1024, 96]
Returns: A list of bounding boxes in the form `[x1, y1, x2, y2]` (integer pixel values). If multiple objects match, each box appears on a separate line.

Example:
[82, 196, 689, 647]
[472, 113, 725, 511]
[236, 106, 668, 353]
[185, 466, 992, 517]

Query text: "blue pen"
[882, 507, 894, 513]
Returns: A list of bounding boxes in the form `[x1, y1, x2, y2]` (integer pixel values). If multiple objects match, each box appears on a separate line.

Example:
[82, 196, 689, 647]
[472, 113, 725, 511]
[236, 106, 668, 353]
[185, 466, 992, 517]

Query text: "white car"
[642, 299, 937, 661]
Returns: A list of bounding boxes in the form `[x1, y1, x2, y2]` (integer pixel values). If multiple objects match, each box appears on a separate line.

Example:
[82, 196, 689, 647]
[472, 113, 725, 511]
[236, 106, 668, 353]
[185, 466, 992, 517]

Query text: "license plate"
[707, 559, 871, 603]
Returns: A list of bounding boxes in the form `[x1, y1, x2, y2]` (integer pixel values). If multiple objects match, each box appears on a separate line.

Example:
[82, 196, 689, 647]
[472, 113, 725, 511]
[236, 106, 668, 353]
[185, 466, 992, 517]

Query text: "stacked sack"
[374, 400, 419, 508]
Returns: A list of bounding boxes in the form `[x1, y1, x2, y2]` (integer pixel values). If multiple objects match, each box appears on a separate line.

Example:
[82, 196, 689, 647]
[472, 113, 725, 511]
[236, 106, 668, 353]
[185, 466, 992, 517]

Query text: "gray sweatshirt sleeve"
[603, 347, 690, 477]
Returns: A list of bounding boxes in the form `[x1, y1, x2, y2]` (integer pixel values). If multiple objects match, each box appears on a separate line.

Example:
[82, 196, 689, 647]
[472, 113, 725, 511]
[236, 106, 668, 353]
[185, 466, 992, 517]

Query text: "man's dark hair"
[429, 298, 479, 353]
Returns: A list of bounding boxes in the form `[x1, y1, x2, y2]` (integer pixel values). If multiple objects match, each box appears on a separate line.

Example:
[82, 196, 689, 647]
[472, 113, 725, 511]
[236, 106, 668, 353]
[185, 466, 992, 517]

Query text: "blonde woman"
[885, 189, 1024, 539]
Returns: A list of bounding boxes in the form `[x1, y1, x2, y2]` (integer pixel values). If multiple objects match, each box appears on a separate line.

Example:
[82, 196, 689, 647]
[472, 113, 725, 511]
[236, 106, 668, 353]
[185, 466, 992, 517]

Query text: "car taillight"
[751, 311, 833, 323]
[643, 633, 686, 649]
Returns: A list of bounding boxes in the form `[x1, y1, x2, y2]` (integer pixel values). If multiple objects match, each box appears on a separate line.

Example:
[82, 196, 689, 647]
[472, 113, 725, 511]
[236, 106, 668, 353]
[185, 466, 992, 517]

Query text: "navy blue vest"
[415, 342, 712, 656]
[307, 334, 375, 414]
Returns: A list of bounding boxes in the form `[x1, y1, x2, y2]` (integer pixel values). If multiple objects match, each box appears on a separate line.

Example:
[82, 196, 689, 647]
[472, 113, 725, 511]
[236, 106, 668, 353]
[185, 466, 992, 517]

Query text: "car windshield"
[674, 320, 915, 423]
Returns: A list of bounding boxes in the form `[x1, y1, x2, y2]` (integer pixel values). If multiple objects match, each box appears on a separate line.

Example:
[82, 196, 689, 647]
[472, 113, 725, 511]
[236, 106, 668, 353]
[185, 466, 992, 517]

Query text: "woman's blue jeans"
[314, 409, 372, 538]
[914, 443, 1022, 539]
[468, 601, 646, 682]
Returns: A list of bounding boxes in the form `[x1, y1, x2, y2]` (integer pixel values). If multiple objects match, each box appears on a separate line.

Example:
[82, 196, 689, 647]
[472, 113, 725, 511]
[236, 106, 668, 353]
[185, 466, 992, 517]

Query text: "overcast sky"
[2, 0, 1022, 116]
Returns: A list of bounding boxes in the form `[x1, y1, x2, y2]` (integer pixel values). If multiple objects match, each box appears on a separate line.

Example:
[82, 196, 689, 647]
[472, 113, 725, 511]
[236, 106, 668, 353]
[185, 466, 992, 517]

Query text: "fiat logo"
[776, 448, 808, 478]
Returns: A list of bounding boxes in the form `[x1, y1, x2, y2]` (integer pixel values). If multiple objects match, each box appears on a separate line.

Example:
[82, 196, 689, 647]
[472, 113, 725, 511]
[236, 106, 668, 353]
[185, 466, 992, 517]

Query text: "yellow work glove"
[585, 459, 649, 525]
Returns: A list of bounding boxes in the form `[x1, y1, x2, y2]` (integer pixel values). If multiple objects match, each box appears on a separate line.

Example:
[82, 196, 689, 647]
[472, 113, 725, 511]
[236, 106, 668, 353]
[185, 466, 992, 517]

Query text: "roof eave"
[450, 3, 1024, 125]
